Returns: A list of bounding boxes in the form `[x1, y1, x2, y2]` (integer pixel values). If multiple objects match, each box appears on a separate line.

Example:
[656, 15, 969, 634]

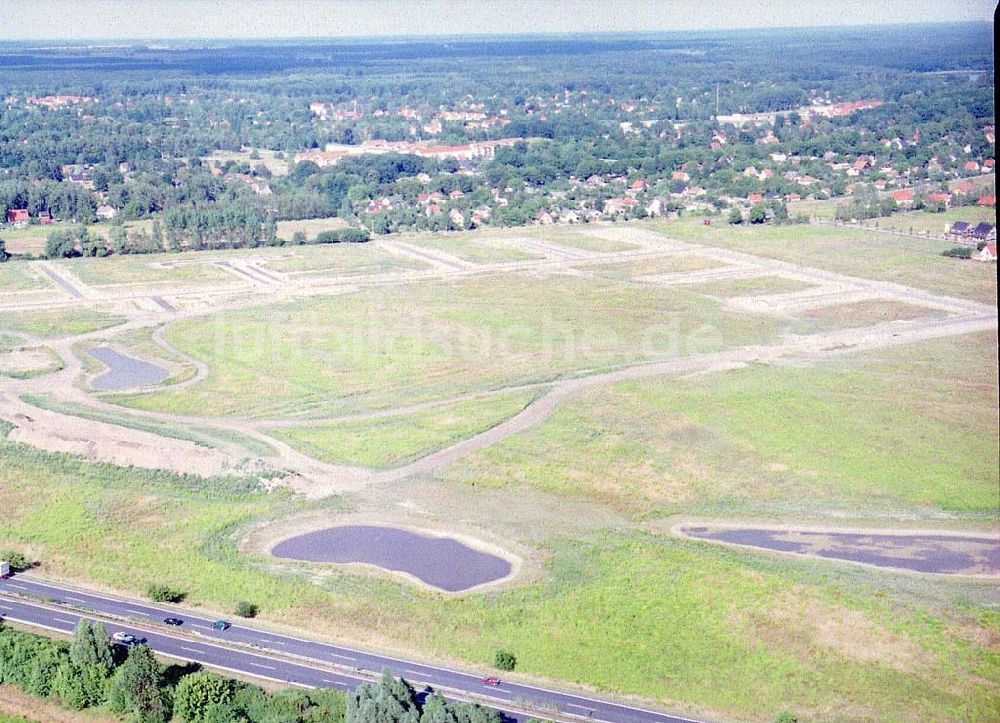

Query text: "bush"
[314, 228, 370, 244]
[775, 712, 798, 723]
[493, 648, 516, 671]
[1, 550, 33, 572]
[942, 246, 972, 259]
[234, 601, 258, 618]
[147, 584, 185, 603]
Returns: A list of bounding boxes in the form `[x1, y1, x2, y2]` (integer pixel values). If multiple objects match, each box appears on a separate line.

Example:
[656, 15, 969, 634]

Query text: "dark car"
[163, 617, 183, 626]
[480, 676, 501, 687]
[211, 620, 231, 630]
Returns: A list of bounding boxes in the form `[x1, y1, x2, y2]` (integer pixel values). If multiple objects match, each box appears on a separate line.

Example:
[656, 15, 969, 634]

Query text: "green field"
[861, 206, 996, 235]
[441, 331, 998, 515]
[540, 230, 640, 253]
[59, 254, 232, 288]
[266, 241, 426, 276]
[0, 308, 127, 338]
[110, 273, 790, 419]
[648, 217, 998, 305]
[0, 261, 51, 292]
[685, 274, 815, 298]
[0, 436, 996, 721]
[269, 389, 538, 468]
[407, 235, 542, 264]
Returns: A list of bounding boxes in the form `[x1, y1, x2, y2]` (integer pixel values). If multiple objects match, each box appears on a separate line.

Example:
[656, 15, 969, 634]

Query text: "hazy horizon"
[1, 0, 995, 41]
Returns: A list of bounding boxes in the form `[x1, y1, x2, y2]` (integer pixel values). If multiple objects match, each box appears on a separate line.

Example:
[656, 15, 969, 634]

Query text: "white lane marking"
[249, 662, 276, 671]
[4, 583, 27, 590]
[403, 669, 425, 677]
[63, 596, 86, 603]
[566, 703, 593, 711]
[126, 609, 152, 616]
[189, 623, 211, 630]
[179, 646, 203, 654]
[330, 653, 355, 661]
[322, 678, 343, 684]
[53, 617, 76, 625]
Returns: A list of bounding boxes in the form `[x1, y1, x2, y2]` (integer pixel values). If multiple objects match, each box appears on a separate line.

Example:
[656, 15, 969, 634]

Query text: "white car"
[111, 631, 137, 645]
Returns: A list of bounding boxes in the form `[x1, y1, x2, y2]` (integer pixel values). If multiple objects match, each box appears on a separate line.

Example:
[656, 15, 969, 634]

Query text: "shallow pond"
[89, 346, 169, 390]
[271, 525, 512, 592]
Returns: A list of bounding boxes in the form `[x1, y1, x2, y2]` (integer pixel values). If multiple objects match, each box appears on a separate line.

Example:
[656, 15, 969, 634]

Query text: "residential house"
[95, 205, 117, 220]
[5, 209, 29, 226]
[891, 190, 914, 208]
[976, 195, 995, 207]
[949, 221, 972, 238]
[975, 242, 997, 262]
[970, 223, 996, 242]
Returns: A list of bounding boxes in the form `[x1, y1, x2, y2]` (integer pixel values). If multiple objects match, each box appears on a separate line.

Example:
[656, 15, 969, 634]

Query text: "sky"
[0, 0, 995, 41]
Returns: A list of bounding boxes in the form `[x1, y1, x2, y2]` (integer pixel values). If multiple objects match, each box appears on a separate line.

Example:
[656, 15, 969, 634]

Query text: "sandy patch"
[0, 346, 61, 376]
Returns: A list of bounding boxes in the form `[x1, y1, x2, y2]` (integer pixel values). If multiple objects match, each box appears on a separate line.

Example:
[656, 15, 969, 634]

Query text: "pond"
[271, 525, 513, 592]
[89, 346, 170, 390]
[681, 526, 1000, 576]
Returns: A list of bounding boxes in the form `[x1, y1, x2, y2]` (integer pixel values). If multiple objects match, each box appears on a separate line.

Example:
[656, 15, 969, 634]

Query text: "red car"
[480, 676, 501, 687]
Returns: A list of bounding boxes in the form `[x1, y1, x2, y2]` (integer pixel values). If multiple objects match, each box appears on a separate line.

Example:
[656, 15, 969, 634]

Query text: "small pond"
[271, 525, 513, 592]
[89, 346, 169, 390]
[682, 526, 1000, 576]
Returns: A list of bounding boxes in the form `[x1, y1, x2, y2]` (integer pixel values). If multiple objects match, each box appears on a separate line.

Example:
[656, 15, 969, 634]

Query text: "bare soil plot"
[61, 254, 233, 288]
[0, 346, 62, 378]
[680, 526, 1000, 576]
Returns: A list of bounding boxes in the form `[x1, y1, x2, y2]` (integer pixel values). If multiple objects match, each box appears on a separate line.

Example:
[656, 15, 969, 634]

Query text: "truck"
[0, 561, 10, 579]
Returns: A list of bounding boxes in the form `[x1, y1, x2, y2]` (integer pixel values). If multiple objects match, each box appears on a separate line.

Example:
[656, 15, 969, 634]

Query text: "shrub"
[147, 584, 185, 603]
[234, 601, 258, 618]
[775, 712, 798, 723]
[942, 246, 972, 259]
[493, 648, 516, 671]
[0, 550, 33, 572]
[314, 228, 370, 244]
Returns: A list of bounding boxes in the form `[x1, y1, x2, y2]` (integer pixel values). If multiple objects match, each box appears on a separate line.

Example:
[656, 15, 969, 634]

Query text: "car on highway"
[163, 617, 183, 626]
[111, 632, 137, 645]
[212, 620, 231, 630]
[480, 676, 501, 687]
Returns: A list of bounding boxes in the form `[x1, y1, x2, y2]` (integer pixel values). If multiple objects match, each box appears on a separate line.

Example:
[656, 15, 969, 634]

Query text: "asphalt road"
[0, 575, 701, 723]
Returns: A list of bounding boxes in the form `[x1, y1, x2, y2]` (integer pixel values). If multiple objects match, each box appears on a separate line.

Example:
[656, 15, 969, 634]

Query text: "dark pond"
[89, 346, 169, 390]
[272, 525, 512, 592]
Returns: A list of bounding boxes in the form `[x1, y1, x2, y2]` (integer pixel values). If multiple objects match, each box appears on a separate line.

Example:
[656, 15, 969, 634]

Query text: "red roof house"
[6, 208, 29, 225]
[977, 195, 996, 207]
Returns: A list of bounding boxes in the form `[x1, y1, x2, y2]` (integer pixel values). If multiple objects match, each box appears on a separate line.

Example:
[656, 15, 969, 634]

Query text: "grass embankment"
[20, 394, 276, 459]
[646, 217, 998, 305]
[111, 274, 787, 419]
[269, 390, 539, 468]
[0, 309, 127, 338]
[0, 437, 997, 720]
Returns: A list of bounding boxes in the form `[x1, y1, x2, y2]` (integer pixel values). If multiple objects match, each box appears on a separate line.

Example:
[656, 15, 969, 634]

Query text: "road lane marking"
[53, 618, 76, 625]
[249, 662, 276, 671]
[330, 653, 355, 661]
[126, 609, 152, 616]
[4, 583, 27, 590]
[63, 596, 86, 604]
[567, 703, 593, 711]
[179, 646, 203, 654]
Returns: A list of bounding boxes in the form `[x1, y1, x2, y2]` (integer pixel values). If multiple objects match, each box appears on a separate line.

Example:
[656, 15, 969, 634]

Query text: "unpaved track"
[1, 227, 996, 497]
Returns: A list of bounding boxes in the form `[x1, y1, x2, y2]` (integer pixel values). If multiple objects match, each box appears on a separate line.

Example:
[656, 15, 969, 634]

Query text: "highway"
[0, 575, 702, 723]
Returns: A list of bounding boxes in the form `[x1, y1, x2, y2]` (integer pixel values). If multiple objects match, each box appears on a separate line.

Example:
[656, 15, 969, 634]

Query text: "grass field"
[0, 438, 997, 721]
[60, 254, 232, 288]
[407, 235, 542, 264]
[266, 241, 426, 276]
[860, 206, 996, 236]
[269, 389, 539, 468]
[203, 148, 289, 176]
[275, 216, 348, 241]
[799, 299, 947, 329]
[440, 331, 998, 516]
[649, 217, 998, 305]
[0, 309, 127, 338]
[0, 261, 52, 292]
[111, 273, 789, 419]
[685, 274, 816, 298]
[542, 229, 640, 253]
